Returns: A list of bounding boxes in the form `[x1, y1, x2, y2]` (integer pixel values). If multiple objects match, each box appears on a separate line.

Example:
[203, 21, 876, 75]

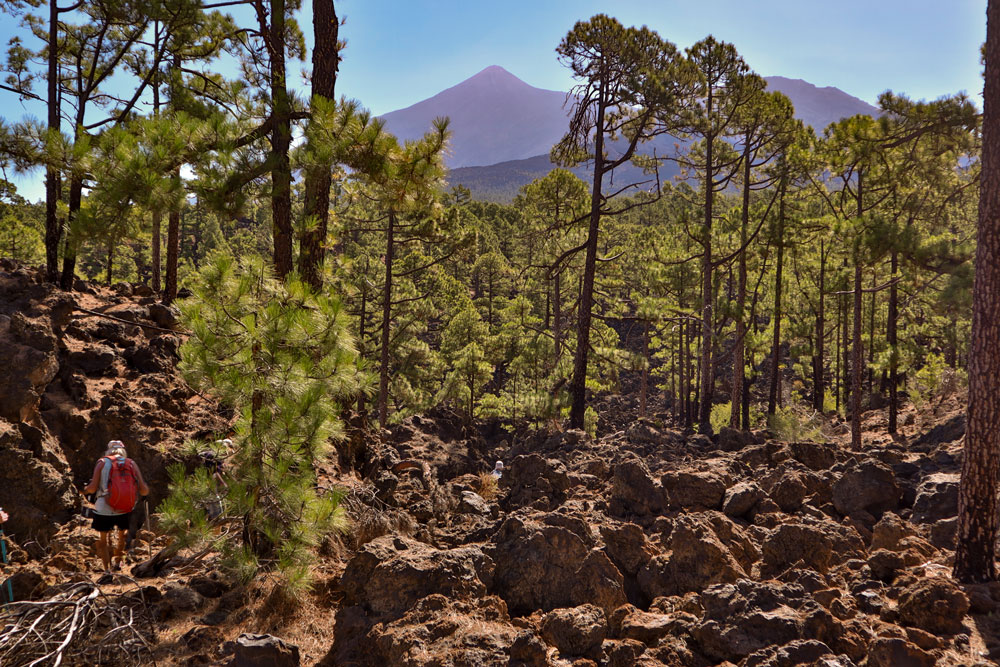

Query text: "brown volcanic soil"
[1, 258, 998, 667]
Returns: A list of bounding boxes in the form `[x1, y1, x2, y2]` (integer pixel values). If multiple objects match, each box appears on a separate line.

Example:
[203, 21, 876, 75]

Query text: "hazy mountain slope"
[764, 76, 880, 131]
[383, 66, 881, 201]
[380, 66, 571, 168]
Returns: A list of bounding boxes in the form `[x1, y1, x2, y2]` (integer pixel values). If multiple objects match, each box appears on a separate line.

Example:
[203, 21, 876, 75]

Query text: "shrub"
[767, 404, 826, 443]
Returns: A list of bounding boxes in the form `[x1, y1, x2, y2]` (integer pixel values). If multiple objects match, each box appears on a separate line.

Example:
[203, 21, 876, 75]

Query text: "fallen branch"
[0, 581, 156, 667]
[73, 306, 189, 336]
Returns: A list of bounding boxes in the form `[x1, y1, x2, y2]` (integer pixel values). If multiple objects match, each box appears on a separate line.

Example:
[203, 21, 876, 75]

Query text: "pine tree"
[161, 254, 362, 591]
[955, 0, 1000, 583]
[554, 14, 692, 429]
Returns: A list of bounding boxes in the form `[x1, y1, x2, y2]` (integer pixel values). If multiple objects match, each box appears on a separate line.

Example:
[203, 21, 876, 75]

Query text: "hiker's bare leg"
[96, 531, 111, 571]
[113, 528, 126, 566]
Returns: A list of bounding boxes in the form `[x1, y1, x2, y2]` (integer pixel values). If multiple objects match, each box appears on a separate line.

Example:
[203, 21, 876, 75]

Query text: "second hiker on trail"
[83, 441, 150, 573]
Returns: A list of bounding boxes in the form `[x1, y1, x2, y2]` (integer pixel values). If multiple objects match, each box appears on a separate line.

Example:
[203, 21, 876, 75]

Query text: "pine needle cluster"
[160, 254, 366, 592]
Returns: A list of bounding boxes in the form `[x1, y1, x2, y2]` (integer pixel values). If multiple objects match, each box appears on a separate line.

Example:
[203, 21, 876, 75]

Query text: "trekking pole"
[144, 498, 152, 559]
[0, 528, 14, 605]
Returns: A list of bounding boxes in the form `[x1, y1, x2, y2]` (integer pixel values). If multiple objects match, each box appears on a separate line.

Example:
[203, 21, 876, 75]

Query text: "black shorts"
[92, 512, 130, 532]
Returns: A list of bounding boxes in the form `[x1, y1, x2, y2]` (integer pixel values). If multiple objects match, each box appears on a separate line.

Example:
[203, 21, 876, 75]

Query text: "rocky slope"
[0, 258, 227, 539]
[0, 258, 996, 667]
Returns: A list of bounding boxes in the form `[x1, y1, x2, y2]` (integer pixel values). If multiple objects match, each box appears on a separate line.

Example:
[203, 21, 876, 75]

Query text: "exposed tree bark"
[731, 139, 751, 429]
[377, 210, 396, 427]
[568, 71, 606, 430]
[768, 177, 787, 415]
[955, 0, 1000, 584]
[270, 0, 293, 278]
[887, 249, 898, 433]
[44, 0, 61, 283]
[163, 197, 180, 305]
[812, 240, 826, 412]
[698, 97, 715, 433]
[298, 0, 339, 287]
[851, 174, 864, 449]
[553, 272, 562, 359]
[58, 173, 84, 290]
[640, 319, 649, 418]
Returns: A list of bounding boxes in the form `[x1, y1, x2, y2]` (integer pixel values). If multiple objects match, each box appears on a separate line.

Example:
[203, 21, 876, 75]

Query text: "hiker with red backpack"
[83, 441, 150, 572]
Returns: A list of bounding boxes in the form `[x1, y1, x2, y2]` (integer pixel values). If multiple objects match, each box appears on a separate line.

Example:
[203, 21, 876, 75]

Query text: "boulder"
[600, 523, 655, 575]
[637, 514, 747, 598]
[490, 515, 625, 615]
[609, 460, 664, 516]
[865, 638, 935, 667]
[500, 454, 572, 510]
[831, 461, 900, 517]
[715, 427, 755, 452]
[367, 595, 515, 667]
[723, 481, 764, 518]
[0, 316, 59, 422]
[68, 344, 116, 375]
[742, 639, 838, 667]
[871, 512, 915, 551]
[340, 535, 493, 617]
[661, 469, 727, 510]
[509, 631, 550, 667]
[896, 577, 969, 635]
[540, 604, 606, 657]
[148, 303, 180, 329]
[910, 473, 959, 524]
[162, 585, 205, 613]
[231, 633, 300, 667]
[788, 442, 839, 471]
[693, 579, 810, 662]
[759, 523, 834, 576]
[912, 414, 965, 452]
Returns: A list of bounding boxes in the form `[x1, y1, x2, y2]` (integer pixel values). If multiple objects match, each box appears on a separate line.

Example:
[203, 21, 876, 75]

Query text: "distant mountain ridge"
[379, 66, 880, 201]
[380, 66, 572, 168]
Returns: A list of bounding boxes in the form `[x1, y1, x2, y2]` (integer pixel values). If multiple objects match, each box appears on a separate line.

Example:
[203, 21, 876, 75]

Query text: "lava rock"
[540, 604, 607, 657]
[340, 535, 493, 617]
[896, 577, 969, 635]
[231, 633, 300, 667]
[831, 461, 900, 517]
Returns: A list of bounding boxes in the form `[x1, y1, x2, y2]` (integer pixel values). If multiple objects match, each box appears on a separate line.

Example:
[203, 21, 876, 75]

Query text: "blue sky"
[0, 0, 987, 200]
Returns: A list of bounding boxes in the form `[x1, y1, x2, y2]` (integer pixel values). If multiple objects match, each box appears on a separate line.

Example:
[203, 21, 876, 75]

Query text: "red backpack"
[104, 457, 138, 513]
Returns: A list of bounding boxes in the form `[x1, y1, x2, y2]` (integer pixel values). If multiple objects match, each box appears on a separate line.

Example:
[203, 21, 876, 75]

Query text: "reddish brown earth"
[0, 258, 997, 667]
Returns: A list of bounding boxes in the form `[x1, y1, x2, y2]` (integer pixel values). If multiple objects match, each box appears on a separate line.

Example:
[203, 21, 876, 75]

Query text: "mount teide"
[380, 65, 879, 201]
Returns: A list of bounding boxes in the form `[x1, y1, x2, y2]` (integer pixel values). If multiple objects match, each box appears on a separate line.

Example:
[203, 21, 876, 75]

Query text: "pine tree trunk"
[568, 74, 606, 430]
[270, 0, 293, 279]
[378, 210, 396, 428]
[298, 0, 339, 287]
[640, 319, 649, 419]
[164, 199, 180, 305]
[888, 249, 898, 433]
[357, 277, 367, 415]
[955, 0, 1000, 584]
[731, 141, 751, 429]
[44, 0, 60, 283]
[813, 241, 826, 412]
[851, 261, 863, 449]
[106, 238, 113, 286]
[59, 174, 83, 290]
[553, 272, 562, 359]
[768, 178, 787, 415]
[698, 121, 716, 433]
[841, 288, 850, 412]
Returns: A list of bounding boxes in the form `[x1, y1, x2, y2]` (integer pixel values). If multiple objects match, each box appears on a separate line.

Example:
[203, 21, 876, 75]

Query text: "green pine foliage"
[160, 254, 363, 591]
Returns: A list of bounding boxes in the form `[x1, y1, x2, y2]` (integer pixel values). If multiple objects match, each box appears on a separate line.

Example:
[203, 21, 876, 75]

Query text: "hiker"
[83, 441, 149, 572]
[0, 508, 7, 523]
[490, 460, 503, 480]
[199, 440, 231, 521]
